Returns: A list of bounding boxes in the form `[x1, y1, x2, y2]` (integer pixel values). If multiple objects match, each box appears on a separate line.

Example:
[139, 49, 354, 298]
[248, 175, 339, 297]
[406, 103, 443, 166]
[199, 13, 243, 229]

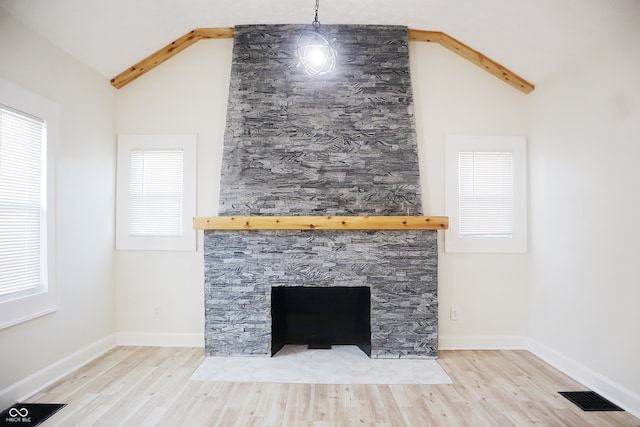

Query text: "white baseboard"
[527, 338, 640, 419]
[116, 332, 204, 347]
[439, 335, 528, 350]
[0, 334, 116, 410]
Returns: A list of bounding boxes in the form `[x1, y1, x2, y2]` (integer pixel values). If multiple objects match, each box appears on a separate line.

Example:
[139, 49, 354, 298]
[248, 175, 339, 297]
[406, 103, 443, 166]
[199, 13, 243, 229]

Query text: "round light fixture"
[296, 0, 337, 75]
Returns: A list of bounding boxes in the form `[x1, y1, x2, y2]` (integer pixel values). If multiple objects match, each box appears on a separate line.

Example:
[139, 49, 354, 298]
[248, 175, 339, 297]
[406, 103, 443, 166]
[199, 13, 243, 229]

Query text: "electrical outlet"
[154, 305, 162, 319]
[450, 307, 459, 321]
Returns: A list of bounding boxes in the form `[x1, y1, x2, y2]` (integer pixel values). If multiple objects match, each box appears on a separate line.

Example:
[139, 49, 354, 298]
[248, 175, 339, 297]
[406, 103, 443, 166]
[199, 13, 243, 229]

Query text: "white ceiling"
[1, 0, 639, 85]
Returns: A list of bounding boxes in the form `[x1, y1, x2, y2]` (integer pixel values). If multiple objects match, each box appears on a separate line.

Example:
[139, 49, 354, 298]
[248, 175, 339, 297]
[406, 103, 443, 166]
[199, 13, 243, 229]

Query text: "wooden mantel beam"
[110, 27, 534, 93]
[193, 216, 449, 231]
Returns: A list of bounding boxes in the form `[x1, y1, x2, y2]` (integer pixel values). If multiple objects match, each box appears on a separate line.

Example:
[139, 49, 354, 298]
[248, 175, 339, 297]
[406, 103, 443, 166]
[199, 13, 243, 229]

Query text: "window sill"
[0, 291, 58, 330]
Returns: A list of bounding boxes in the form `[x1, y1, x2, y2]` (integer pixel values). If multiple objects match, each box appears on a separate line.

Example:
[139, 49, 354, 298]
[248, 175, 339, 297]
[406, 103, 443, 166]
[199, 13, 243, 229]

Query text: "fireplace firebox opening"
[271, 286, 371, 357]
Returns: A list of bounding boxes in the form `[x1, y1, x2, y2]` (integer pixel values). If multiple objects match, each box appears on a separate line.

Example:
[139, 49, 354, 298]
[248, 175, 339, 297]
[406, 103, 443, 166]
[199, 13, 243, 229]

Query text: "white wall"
[0, 14, 116, 407]
[115, 40, 233, 345]
[528, 19, 640, 414]
[114, 37, 530, 349]
[410, 42, 530, 348]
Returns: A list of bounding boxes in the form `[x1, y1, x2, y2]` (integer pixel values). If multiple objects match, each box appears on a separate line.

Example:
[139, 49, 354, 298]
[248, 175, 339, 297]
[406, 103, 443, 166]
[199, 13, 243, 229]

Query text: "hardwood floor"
[27, 347, 639, 427]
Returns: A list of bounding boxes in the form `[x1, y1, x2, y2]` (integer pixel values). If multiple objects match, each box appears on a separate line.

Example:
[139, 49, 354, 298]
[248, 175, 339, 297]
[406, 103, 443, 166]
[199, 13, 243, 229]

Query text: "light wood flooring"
[27, 346, 639, 427]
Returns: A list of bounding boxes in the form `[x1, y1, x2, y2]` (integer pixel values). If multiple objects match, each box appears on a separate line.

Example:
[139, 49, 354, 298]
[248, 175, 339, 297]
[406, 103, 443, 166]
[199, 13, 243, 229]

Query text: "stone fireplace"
[202, 24, 440, 358]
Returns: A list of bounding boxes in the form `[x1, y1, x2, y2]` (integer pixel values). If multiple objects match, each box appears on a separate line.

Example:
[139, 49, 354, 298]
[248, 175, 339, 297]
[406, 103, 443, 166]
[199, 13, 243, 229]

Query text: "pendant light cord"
[313, 0, 321, 29]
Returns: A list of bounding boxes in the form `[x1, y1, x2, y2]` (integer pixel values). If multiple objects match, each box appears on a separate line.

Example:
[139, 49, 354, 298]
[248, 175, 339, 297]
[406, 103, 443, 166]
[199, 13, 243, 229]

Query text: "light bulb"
[296, 30, 336, 75]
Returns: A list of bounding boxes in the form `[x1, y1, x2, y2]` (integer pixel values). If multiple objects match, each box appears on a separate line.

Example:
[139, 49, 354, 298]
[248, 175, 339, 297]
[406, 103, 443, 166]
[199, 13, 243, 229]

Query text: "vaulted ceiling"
[1, 0, 639, 86]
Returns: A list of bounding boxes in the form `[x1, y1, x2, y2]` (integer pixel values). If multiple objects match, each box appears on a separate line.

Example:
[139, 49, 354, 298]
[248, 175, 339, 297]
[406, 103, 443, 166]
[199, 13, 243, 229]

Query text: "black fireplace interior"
[271, 286, 371, 357]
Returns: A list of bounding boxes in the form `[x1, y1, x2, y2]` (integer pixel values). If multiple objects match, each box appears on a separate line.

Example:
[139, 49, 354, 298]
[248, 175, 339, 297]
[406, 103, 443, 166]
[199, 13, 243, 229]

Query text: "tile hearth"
[190, 345, 452, 385]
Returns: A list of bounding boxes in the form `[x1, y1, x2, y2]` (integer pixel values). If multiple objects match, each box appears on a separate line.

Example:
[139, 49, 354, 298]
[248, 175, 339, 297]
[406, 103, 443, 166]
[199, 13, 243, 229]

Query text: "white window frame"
[445, 135, 527, 253]
[116, 134, 197, 251]
[0, 78, 59, 330]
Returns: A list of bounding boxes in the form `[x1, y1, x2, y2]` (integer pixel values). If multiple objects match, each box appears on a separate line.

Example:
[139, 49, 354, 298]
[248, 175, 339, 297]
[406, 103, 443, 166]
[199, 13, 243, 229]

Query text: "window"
[116, 134, 197, 251]
[0, 78, 59, 329]
[0, 106, 45, 297]
[445, 135, 527, 253]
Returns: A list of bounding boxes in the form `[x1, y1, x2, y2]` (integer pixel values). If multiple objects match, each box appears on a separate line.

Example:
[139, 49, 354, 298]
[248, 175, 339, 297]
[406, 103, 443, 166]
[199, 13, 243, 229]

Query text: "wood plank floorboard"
[25, 347, 639, 427]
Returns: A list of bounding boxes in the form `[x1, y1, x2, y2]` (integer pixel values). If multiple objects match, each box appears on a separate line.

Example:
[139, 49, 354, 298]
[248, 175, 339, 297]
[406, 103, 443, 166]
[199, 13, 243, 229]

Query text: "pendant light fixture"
[296, 0, 337, 75]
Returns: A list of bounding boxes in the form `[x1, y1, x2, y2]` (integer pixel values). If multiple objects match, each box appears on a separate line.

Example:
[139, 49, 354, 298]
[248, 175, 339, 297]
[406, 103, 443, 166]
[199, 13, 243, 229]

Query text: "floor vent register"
[559, 391, 624, 412]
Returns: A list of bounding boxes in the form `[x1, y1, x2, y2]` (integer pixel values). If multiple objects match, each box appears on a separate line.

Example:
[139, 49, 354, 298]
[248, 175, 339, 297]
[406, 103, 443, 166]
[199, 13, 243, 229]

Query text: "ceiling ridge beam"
[195, 27, 235, 39]
[407, 29, 443, 43]
[111, 27, 534, 94]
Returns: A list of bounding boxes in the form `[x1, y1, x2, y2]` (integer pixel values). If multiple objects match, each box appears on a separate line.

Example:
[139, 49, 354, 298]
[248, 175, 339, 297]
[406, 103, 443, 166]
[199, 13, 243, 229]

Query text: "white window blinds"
[116, 134, 196, 251]
[458, 151, 514, 238]
[0, 105, 46, 297]
[129, 149, 184, 237]
[445, 135, 527, 253]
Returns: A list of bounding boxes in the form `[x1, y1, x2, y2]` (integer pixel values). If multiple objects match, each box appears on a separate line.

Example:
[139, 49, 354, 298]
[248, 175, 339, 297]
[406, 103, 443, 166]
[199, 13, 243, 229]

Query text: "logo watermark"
[5, 407, 31, 423]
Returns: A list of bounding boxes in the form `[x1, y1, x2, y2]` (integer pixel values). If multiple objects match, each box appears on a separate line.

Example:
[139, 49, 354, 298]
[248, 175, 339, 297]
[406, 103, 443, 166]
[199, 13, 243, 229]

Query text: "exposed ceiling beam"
[110, 27, 534, 94]
[110, 28, 234, 89]
[408, 30, 534, 94]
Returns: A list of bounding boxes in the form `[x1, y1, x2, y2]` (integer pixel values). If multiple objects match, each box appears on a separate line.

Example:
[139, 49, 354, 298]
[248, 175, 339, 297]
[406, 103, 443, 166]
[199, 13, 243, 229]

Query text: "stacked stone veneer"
[205, 24, 438, 358]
